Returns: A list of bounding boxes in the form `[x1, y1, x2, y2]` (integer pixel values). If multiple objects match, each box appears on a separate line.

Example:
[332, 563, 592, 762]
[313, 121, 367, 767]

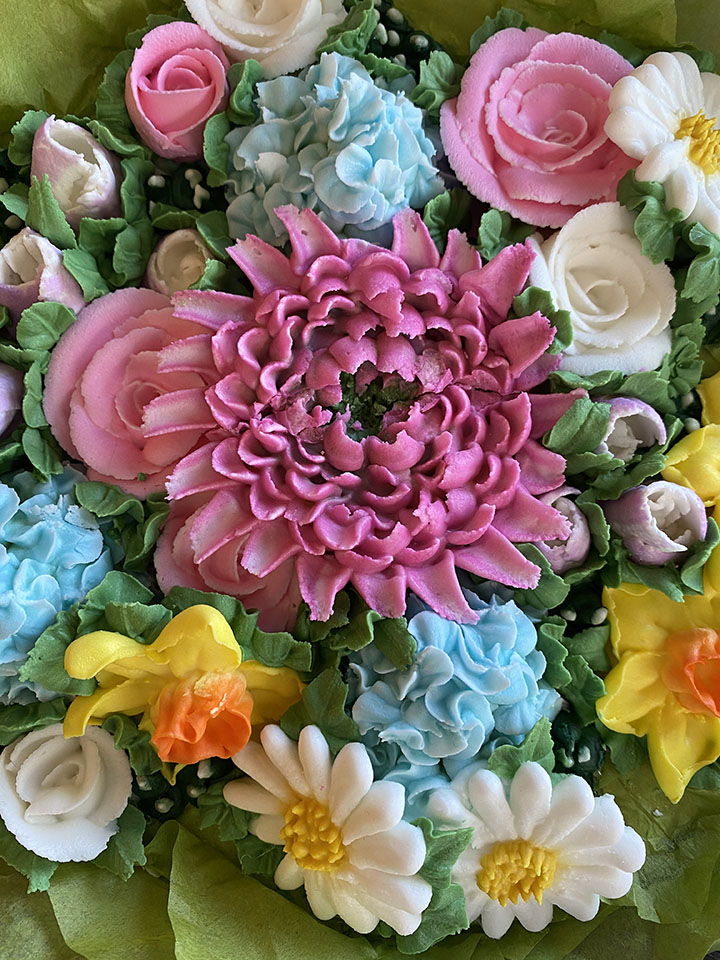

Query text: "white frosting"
[0, 724, 132, 862]
[427, 762, 646, 939]
[605, 52, 720, 234]
[0, 227, 85, 313]
[529, 202, 675, 376]
[224, 724, 432, 935]
[146, 229, 213, 295]
[184, 0, 346, 78]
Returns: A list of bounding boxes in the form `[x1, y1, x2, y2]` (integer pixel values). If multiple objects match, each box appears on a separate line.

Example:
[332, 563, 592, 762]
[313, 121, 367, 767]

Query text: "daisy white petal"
[304, 871, 336, 921]
[230, 741, 295, 802]
[467, 770, 516, 839]
[347, 820, 426, 875]
[511, 896, 554, 932]
[223, 780, 286, 815]
[328, 878, 379, 934]
[261, 725, 310, 797]
[548, 888, 600, 922]
[352, 868, 433, 916]
[341, 780, 404, 844]
[508, 762, 552, 838]
[530, 775, 594, 847]
[274, 852, 305, 890]
[298, 724, 332, 801]
[250, 813, 285, 845]
[328, 741, 373, 825]
[481, 899, 515, 939]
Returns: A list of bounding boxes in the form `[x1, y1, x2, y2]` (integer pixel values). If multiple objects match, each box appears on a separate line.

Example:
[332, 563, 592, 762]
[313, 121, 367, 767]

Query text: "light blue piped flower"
[0, 467, 115, 704]
[225, 52, 443, 245]
[348, 592, 562, 773]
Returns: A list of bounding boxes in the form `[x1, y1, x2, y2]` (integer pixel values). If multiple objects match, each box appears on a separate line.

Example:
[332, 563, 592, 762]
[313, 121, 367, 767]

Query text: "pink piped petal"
[391, 208, 440, 271]
[405, 551, 479, 623]
[275, 204, 343, 273]
[229, 234, 299, 295]
[453, 529, 541, 588]
[296, 554, 352, 621]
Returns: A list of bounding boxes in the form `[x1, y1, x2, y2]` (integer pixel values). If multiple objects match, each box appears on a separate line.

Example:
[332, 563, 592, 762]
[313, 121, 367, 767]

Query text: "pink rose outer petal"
[126, 22, 229, 161]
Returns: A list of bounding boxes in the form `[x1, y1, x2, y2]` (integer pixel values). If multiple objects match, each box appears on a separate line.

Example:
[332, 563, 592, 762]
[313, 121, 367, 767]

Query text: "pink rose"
[441, 28, 635, 227]
[125, 22, 230, 162]
[43, 288, 211, 496]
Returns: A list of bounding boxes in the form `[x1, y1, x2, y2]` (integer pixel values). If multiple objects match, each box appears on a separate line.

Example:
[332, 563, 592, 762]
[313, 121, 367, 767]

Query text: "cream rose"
[184, 0, 346, 77]
[529, 202, 676, 376]
[146, 229, 213, 295]
[0, 724, 132, 861]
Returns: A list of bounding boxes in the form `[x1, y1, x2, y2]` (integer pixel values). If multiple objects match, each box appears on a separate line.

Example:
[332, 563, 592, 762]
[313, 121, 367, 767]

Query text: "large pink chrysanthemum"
[150, 206, 575, 629]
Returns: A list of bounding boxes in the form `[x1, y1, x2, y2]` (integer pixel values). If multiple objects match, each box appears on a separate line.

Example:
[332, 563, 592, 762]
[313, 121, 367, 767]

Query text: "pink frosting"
[43, 287, 211, 495]
[148, 206, 576, 629]
[125, 22, 230, 161]
[441, 29, 635, 227]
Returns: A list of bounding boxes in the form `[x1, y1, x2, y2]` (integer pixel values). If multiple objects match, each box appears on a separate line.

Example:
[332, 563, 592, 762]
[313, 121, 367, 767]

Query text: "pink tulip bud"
[0, 228, 84, 322]
[537, 486, 591, 573]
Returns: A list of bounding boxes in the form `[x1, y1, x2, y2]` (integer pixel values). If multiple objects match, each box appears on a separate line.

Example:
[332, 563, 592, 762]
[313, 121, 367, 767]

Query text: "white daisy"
[605, 51, 720, 234]
[427, 762, 645, 939]
[223, 724, 433, 935]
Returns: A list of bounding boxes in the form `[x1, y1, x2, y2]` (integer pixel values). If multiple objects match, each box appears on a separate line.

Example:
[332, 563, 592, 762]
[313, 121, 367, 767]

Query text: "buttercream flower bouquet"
[2, 0, 720, 957]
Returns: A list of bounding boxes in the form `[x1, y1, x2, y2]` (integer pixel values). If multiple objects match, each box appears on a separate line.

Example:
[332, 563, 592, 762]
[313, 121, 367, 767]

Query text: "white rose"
[146, 229, 213, 295]
[0, 723, 132, 862]
[31, 117, 121, 229]
[528, 202, 676, 376]
[184, 0, 346, 78]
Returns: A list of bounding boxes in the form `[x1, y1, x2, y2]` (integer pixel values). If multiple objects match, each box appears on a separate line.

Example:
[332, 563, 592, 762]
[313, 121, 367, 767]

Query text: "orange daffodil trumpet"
[63, 605, 304, 765]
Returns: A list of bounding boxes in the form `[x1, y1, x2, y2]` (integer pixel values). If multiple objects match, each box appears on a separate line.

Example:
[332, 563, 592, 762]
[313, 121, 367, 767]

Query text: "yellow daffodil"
[663, 370, 720, 505]
[63, 604, 304, 765]
[596, 583, 720, 802]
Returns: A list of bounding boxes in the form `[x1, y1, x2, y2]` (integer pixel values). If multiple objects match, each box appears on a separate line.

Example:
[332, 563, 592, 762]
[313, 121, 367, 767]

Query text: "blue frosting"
[348, 592, 562, 774]
[225, 52, 443, 245]
[0, 467, 114, 703]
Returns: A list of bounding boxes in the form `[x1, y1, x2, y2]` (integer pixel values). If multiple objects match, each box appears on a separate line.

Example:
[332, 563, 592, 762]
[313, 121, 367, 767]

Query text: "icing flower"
[184, 0, 345, 78]
[0, 724, 132, 861]
[596, 582, 720, 801]
[596, 397, 667, 461]
[223, 724, 432, 934]
[125, 22, 230, 162]
[43, 287, 210, 496]
[603, 481, 708, 565]
[663, 370, 720, 506]
[0, 227, 84, 322]
[152, 206, 576, 631]
[31, 117, 121, 229]
[605, 52, 720, 234]
[0, 363, 23, 436]
[349, 593, 561, 766]
[427, 762, 645, 938]
[537, 486, 591, 573]
[225, 53, 442, 246]
[0, 467, 114, 705]
[528, 203, 675, 375]
[146, 229, 213, 295]
[440, 29, 634, 228]
[63, 604, 304, 765]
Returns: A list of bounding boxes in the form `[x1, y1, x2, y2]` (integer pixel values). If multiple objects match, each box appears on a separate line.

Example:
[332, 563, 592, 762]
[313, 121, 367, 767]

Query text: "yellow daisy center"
[676, 110, 720, 175]
[476, 839, 557, 907]
[281, 796, 346, 871]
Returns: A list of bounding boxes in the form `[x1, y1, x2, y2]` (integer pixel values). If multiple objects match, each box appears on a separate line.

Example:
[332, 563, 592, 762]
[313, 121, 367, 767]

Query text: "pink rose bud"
[31, 117, 121, 229]
[0, 228, 84, 322]
[603, 481, 708, 565]
[125, 22, 230, 162]
[596, 397, 667, 461]
[146, 229, 213, 295]
[537, 485, 591, 573]
[0, 363, 23, 436]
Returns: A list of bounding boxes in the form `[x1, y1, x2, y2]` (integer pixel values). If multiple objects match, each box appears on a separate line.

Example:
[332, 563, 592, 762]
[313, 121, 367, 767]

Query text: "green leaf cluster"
[422, 189, 472, 254]
[410, 51, 463, 118]
[476, 207, 534, 262]
[511, 285, 573, 354]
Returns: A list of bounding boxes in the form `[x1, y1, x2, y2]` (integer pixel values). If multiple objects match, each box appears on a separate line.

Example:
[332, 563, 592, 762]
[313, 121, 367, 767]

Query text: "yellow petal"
[63, 680, 158, 737]
[148, 605, 243, 675]
[65, 630, 147, 680]
[662, 423, 720, 506]
[604, 584, 696, 657]
[697, 370, 720, 425]
[240, 660, 305, 725]
[596, 651, 668, 735]
[646, 699, 720, 803]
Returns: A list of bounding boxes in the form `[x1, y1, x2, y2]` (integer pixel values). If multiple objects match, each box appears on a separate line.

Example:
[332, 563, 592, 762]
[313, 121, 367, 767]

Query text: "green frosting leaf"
[227, 59, 262, 126]
[203, 112, 231, 189]
[488, 716, 555, 778]
[21, 425, 64, 478]
[0, 818, 57, 893]
[8, 109, 49, 168]
[477, 207, 534, 262]
[0, 183, 29, 222]
[422, 189, 472, 255]
[469, 7, 528, 54]
[150, 203, 199, 231]
[196, 209, 232, 261]
[316, 0, 378, 59]
[280, 668, 361, 753]
[22, 361, 48, 429]
[19, 608, 92, 697]
[616, 170, 684, 264]
[559, 654, 605, 725]
[235, 834, 285, 877]
[373, 617, 417, 670]
[544, 397, 611, 457]
[196, 781, 252, 843]
[101, 715, 163, 777]
[112, 219, 154, 285]
[596, 29, 647, 66]
[0, 698, 68, 746]
[120, 156, 153, 223]
[564, 624, 612, 673]
[511, 285, 572, 354]
[26, 174, 76, 250]
[62, 247, 110, 301]
[510, 544, 570, 610]
[357, 53, 412, 83]
[535, 616, 572, 689]
[683, 221, 720, 303]
[410, 51, 463, 119]
[603, 729, 648, 775]
[16, 301, 75, 351]
[95, 49, 144, 155]
[93, 804, 147, 881]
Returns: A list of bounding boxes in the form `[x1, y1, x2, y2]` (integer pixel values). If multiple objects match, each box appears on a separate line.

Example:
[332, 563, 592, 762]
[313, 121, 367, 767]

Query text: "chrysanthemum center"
[476, 839, 557, 907]
[676, 110, 720, 175]
[281, 796, 346, 871]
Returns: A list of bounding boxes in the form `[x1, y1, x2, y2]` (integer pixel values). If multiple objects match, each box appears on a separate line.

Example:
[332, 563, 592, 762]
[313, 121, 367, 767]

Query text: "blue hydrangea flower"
[348, 592, 562, 771]
[225, 52, 443, 245]
[0, 467, 115, 704]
